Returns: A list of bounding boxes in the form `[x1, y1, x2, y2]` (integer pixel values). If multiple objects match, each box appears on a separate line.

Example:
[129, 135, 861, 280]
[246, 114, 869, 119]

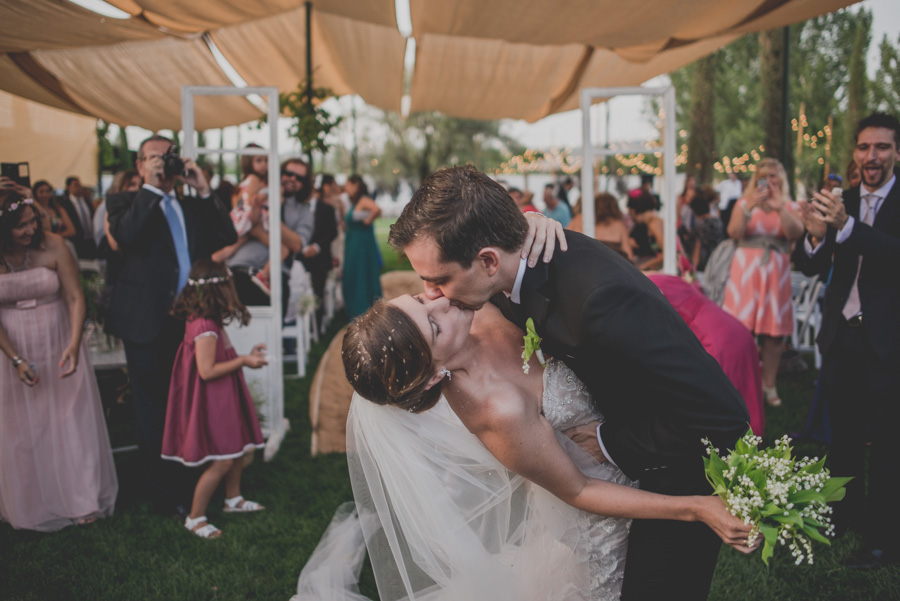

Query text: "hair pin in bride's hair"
[440, 368, 451, 381]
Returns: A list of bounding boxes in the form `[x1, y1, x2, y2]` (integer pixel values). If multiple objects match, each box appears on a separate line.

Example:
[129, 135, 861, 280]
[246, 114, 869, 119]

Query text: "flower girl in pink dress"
[161, 260, 268, 538]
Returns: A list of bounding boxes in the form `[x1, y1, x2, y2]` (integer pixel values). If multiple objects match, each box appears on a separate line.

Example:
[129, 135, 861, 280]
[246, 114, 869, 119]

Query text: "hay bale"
[379, 270, 423, 300]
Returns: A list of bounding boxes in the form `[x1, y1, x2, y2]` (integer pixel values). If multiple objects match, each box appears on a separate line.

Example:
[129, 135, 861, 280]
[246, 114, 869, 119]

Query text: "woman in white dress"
[305, 294, 755, 601]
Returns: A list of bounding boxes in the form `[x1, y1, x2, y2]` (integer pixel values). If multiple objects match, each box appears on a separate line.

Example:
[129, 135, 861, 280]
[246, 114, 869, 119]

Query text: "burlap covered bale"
[309, 270, 423, 455]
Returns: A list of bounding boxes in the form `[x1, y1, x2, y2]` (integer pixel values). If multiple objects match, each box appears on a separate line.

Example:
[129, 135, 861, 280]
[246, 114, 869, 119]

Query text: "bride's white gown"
[293, 359, 633, 601]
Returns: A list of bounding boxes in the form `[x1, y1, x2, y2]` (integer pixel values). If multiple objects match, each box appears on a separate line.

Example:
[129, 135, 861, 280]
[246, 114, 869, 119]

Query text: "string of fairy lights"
[494, 110, 834, 177]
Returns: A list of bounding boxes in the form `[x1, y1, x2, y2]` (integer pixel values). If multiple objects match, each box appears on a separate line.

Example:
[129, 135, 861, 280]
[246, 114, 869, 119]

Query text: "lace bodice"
[541, 357, 603, 430]
[538, 358, 633, 600]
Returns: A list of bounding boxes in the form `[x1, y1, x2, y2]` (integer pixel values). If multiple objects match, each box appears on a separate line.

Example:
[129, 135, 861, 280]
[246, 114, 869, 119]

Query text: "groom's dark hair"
[389, 166, 528, 268]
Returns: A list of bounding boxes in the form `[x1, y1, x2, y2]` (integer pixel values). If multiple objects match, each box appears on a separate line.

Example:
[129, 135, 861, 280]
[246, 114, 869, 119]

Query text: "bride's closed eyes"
[412, 295, 442, 337]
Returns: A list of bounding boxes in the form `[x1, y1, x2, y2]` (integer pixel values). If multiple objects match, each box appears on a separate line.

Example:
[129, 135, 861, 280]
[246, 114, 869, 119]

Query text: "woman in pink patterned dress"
[0, 188, 117, 531]
[722, 158, 804, 407]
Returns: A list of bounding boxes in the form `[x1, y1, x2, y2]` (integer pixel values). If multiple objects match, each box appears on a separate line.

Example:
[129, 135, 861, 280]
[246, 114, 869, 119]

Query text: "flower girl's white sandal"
[184, 515, 221, 539]
[223, 495, 265, 513]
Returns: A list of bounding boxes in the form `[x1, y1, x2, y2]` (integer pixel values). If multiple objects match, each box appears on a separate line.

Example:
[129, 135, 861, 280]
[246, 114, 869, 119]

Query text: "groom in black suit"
[107, 135, 237, 515]
[389, 166, 751, 600]
[795, 112, 900, 569]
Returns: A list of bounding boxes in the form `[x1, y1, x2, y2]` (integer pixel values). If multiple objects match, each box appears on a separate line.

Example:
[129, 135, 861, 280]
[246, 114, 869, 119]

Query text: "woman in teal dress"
[342, 175, 382, 319]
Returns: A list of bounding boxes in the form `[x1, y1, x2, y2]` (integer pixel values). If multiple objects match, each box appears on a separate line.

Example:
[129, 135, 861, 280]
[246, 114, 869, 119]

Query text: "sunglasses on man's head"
[282, 170, 305, 182]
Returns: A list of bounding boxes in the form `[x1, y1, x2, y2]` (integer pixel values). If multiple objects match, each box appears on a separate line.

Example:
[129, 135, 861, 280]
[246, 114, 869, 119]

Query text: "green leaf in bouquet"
[759, 523, 779, 566]
[759, 502, 783, 517]
[707, 451, 729, 477]
[734, 435, 751, 457]
[772, 512, 804, 528]
[799, 456, 827, 474]
[800, 522, 831, 545]
[819, 476, 852, 502]
[747, 468, 767, 491]
[787, 489, 825, 505]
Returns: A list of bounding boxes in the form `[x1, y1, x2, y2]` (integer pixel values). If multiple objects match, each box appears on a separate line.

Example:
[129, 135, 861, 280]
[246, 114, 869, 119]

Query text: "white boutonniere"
[521, 318, 546, 374]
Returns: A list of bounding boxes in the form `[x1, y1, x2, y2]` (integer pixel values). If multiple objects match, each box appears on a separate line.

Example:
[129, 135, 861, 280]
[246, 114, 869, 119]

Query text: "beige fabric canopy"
[0, 89, 98, 188]
[408, 0, 858, 121]
[0, 0, 403, 130]
[0, 0, 860, 134]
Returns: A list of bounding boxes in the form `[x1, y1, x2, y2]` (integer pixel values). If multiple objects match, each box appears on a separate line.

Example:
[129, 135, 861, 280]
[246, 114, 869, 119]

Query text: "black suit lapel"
[872, 178, 900, 229]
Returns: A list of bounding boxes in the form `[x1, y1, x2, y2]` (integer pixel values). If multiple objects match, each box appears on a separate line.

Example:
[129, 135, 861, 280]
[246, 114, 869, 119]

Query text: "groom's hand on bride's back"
[563, 422, 607, 463]
[523, 213, 567, 268]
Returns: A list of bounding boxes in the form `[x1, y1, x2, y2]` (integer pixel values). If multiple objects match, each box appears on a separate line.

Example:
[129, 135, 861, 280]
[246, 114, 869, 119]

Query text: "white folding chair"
[791, 272, 824, 369]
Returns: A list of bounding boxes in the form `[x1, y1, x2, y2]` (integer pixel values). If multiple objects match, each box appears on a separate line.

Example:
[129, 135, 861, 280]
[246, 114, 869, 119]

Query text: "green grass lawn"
[375, 217, 409, 274]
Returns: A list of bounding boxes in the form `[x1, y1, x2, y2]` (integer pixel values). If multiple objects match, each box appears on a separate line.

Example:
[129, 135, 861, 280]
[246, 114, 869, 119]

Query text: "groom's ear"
[477, 247, 502, 276]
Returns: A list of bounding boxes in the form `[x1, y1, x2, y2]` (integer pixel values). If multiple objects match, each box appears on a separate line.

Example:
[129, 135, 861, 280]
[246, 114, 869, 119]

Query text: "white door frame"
[182, 86, 287, 460]
[580, 86, 677, 275]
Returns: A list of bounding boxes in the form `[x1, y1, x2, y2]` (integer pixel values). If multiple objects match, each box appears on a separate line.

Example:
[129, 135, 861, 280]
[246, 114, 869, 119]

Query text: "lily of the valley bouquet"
[703, 430, 850, 566]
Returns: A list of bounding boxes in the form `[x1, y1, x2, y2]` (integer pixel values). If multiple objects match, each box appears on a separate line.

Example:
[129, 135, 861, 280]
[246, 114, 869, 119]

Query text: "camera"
[161, 147, 185, 178]
[756, 176, 768, 189]
[1, 162, 31, 189]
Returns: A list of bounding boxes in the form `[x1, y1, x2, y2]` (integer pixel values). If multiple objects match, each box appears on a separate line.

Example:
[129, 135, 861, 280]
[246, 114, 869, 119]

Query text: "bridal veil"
[293, 392, 627, 600]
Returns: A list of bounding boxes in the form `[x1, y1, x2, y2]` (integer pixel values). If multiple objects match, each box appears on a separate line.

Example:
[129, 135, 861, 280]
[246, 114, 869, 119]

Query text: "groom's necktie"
[162, 194, 191, 294]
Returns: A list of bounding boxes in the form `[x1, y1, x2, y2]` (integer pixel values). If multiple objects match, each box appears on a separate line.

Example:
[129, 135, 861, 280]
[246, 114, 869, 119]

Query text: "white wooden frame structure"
[580, 86, 677, 275]
[182, 86, 287, 460]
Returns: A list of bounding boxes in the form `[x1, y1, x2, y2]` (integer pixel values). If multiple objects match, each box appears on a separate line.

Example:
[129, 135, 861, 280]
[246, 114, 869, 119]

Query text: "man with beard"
[797, 112, 900, 569]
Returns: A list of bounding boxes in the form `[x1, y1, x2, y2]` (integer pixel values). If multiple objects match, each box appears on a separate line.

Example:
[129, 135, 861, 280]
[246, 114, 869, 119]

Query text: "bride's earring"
[439, 368, 451, 381]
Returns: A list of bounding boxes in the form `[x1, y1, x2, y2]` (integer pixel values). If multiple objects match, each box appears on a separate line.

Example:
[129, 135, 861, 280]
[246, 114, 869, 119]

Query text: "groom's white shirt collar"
[505, 256, 528, 304]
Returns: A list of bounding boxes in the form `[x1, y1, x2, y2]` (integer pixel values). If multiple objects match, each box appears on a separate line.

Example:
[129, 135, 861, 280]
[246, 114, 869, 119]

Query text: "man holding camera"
[107, 134, 237, 517]
[796, 111, 900, 569]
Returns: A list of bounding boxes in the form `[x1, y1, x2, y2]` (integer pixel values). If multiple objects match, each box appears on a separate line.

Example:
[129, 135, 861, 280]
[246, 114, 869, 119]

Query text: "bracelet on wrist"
[12, 355, 25, 367]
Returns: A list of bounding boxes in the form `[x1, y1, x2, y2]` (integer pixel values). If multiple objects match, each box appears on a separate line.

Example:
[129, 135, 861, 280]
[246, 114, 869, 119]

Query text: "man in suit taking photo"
[107, 135, 237, 517]
[796, 112, 900, 569]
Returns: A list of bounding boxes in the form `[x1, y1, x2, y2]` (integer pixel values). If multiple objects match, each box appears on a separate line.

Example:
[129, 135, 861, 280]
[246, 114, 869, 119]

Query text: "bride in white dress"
[293, 295, 753, 601]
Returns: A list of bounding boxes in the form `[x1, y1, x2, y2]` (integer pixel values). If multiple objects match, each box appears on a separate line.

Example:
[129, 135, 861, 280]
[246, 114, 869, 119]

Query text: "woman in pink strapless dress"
[0, 191, 117, 531]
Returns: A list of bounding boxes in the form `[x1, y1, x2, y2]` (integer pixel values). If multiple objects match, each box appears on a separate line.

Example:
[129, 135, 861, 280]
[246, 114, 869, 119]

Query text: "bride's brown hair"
[342, 299, 443, 413]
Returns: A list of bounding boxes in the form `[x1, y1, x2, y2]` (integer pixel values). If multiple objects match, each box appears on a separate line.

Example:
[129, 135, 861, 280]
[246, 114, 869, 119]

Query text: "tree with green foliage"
[686, 54, 717, 183]
[260, 80, 342, 172]
[665, 7, 873, 190]
[872, 34, 900, 116]
[369, 111, 525, 188]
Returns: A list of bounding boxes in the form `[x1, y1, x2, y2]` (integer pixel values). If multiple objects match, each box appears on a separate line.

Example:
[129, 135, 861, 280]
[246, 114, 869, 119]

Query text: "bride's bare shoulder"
[449, 379, 535, 437]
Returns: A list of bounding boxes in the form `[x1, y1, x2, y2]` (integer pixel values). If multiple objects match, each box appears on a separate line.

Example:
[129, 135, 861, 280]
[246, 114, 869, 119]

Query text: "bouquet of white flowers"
[703, 429, 851, 566]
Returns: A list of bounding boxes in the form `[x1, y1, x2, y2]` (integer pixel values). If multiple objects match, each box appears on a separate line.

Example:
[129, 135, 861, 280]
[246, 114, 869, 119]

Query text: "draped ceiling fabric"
[0, 0, 402, 130]
[0, 90, 98, 188]
[408, 0, 859, 121]
[0, 0, 862, 129]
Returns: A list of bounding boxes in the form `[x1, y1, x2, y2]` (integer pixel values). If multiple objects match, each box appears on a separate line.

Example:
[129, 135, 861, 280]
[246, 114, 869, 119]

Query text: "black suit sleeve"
[583, 281, 748, 477]
[794, 230, 836, 279]
[315, 204, 338, 249]
[108, 189, 163, 252]
[190, 193, 238, 254]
